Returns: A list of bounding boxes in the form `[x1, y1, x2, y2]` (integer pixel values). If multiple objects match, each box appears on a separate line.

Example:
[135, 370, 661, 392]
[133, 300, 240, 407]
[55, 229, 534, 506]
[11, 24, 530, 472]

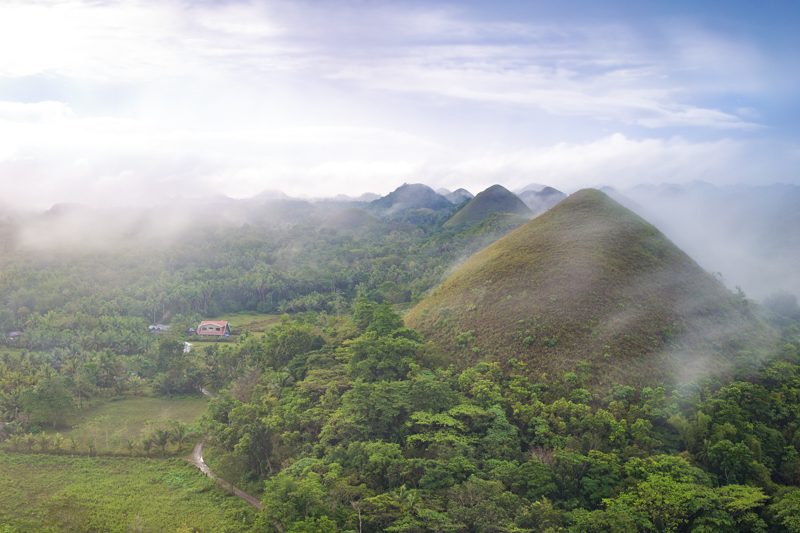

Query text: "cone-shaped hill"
[518, 186, 566, 216]
[407, 189, 776, 387]
[444, 185, 532, 229]
[370, 183, 452, 214]
[445, 188, 474, 204]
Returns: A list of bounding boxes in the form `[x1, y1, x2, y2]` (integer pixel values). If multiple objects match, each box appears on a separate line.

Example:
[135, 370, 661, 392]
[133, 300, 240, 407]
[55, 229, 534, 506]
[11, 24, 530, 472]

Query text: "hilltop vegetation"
[444, 184, 532, 229]
[408, 189, 777, 387]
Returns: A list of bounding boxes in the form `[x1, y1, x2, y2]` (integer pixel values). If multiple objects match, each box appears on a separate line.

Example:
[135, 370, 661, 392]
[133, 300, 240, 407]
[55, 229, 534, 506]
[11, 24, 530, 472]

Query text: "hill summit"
[518, 186, 566, 216]
[444, 184, 531, 229]
[407, 189, 775, 387]
[370, 183, 451, 214]
[445, 188, 474, 204]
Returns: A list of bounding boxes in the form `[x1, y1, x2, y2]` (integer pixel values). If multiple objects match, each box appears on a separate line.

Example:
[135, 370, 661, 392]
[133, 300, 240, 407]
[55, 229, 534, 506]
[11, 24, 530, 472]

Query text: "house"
[196, 320, 232, 337]
[148, 324, 171, 334]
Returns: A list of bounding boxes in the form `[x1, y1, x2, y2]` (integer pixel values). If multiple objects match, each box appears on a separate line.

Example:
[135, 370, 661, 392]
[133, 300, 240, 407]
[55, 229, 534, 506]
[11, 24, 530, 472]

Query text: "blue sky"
[0, 0, 797, 207]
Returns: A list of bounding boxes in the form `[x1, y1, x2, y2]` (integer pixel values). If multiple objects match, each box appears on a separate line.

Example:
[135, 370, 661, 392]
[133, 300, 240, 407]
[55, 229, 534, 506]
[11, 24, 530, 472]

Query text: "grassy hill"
[518, 185, 566, 216]
[407, 189, 776, 387]
[444, 184, 532, 229]
[445, 188, 474, 204]
[370, 183, 452, 214]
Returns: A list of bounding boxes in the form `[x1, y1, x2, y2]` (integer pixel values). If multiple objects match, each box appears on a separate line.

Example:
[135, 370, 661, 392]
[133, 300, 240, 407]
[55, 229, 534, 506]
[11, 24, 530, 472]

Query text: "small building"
[183, 342, 192, 354]
[148, 324, 171, 334]
[7, 331, 21, 342]
[196, 320, 231, 337]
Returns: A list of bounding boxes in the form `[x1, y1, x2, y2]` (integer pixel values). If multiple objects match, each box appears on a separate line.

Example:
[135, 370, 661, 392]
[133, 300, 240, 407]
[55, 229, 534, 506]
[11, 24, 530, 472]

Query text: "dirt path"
[188, 439, 264, 511]
[188, 388, 264, 511]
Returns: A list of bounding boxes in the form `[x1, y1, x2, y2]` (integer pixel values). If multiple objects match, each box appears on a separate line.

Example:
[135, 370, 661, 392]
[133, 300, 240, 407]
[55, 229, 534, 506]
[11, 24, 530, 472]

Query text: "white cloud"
[426, 134, 797, 193]
[0, 1, 794, 208]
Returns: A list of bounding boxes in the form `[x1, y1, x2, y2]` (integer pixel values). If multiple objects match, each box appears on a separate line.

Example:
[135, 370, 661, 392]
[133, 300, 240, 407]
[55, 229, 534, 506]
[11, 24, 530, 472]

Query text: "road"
[188, 439, 264, 510]
[188, 387, 264, 511]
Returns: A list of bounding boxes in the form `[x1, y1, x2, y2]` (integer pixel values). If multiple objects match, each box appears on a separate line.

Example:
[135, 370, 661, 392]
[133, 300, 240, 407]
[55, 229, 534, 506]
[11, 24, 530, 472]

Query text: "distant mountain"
[515, 183, 549, 194]
[445, 188, 474, 205]
[370, 183, 452, 214]
[518, 186, 566, 216]
[355, 192, 381, 202]
[444, 184, 531, 229]
[251, 189, 290, 201]
[408, 189, 776, 388]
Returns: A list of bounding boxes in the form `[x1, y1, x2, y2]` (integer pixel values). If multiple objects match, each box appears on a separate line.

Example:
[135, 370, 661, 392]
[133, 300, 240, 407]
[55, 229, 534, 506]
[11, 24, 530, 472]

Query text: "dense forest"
[1, 193, 800, 531]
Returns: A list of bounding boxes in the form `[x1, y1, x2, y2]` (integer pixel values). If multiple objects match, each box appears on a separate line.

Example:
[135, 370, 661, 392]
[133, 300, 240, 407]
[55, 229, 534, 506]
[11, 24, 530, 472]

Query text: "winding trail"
[187, 388, 264, 511]
[188, 439, 264, 510]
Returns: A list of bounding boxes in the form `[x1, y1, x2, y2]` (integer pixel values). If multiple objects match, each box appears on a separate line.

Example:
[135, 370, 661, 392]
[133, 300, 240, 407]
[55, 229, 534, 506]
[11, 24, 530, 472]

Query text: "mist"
[615, 182, 800, 301]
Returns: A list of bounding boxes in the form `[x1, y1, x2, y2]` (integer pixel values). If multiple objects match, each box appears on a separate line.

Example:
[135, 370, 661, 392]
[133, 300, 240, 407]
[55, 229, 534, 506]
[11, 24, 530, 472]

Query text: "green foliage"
[0, 195, 799, 532]
[0, 451, 255, 531]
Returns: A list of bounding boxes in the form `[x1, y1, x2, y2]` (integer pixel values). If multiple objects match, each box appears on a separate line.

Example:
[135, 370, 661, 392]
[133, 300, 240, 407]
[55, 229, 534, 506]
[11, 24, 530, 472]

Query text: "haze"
[0, 0, 798, 208]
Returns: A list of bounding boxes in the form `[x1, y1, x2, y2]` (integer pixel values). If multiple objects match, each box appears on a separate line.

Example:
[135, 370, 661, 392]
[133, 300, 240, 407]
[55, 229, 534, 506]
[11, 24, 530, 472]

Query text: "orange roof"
[198, 320, 229, 327]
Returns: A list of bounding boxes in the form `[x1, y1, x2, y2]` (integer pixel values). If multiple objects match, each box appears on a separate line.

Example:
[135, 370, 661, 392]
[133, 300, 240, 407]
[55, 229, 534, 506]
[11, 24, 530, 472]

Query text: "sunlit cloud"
[0, 0, 796, 207]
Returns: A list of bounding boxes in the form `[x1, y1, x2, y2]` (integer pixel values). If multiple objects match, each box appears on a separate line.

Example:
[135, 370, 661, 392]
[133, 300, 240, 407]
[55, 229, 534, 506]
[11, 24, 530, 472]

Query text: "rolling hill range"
[444, 184, 531, 229]
[407, 189, 777, 387]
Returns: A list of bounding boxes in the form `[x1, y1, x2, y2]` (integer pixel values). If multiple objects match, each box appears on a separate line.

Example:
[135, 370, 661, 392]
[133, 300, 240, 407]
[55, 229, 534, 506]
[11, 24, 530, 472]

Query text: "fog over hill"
[616, 182, 800, 300]
[408, 188, 777, 388]
[1, 179, 797, 303]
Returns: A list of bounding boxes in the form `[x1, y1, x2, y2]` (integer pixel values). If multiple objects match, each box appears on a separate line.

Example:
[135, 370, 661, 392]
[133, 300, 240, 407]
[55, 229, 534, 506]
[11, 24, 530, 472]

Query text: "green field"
[201, 312, 282, 334]
[0, 451, 256, 532]
[53, 395, 207, 454]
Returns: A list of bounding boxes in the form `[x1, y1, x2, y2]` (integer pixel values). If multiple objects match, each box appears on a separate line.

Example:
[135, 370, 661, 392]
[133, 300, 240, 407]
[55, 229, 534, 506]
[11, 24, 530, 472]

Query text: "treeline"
[0, 213, 513, 351]
[3, 419, 196, 457]
[196, 300, 800, 532]
[0, 334, 210, 433]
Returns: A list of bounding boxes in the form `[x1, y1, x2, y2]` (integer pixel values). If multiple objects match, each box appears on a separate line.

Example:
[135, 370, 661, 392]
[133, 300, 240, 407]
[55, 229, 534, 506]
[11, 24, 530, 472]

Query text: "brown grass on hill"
[407, 189, 777, 388]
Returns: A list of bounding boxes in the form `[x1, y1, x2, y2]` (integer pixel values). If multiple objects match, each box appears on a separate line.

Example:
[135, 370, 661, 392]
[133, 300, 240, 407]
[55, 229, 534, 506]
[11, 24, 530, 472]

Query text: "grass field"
[53, 395, 207, 454]
[0, 451, 256, 532]
[204, 312, 283, 334]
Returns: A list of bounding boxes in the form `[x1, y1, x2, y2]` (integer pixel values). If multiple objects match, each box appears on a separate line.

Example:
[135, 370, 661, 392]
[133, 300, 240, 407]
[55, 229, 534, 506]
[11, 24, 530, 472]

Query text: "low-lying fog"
[1, 181, 797, 303]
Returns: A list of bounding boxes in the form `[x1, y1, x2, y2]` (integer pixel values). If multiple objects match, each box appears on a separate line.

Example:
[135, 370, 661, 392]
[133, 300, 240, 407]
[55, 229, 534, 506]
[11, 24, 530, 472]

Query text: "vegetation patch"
[50, 395, 207, 455]
[0, 451, 256, 532]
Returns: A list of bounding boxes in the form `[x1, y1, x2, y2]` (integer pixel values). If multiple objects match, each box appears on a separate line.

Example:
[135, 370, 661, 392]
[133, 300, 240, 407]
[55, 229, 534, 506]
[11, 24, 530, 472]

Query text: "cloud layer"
[0, 0, 796, 207]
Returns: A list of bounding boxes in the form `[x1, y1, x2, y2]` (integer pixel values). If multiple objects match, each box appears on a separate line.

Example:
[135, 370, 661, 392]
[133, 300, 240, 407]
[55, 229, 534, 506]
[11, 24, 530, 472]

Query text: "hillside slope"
[370, 183, 452, 214]
[445, 188, 474, 204]
[407, 189, 776, 387]
[518, 186, 566, 216]
[444, 185, 531, 229]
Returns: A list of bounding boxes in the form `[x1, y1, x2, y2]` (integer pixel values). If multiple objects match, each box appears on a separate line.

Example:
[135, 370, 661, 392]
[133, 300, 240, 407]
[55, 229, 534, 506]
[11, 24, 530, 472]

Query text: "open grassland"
[54, 395, 207, 454]
[0, 451, 256, 532]
[209, 312, 283, 333]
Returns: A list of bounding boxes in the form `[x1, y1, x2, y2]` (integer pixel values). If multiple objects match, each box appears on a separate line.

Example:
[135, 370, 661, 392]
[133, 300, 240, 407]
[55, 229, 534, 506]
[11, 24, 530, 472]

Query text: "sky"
[0, 0, 798, 207]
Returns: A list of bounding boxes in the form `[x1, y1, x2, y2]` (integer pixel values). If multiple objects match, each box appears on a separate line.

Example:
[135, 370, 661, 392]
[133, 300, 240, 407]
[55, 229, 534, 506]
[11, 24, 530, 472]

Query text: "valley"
[1, 184, 799, 531]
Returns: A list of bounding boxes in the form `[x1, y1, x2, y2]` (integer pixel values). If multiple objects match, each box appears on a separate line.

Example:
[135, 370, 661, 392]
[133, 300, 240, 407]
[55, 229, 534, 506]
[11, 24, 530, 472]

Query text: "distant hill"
[407, 189, 776, 388]
[515, 183, 549, 194]
[444, 185, 531, 229]
[445, 188, 474, 204]
[370, 183, 452, 214]
[518, 186, 566, 216]
[322, 207, 380, 234]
